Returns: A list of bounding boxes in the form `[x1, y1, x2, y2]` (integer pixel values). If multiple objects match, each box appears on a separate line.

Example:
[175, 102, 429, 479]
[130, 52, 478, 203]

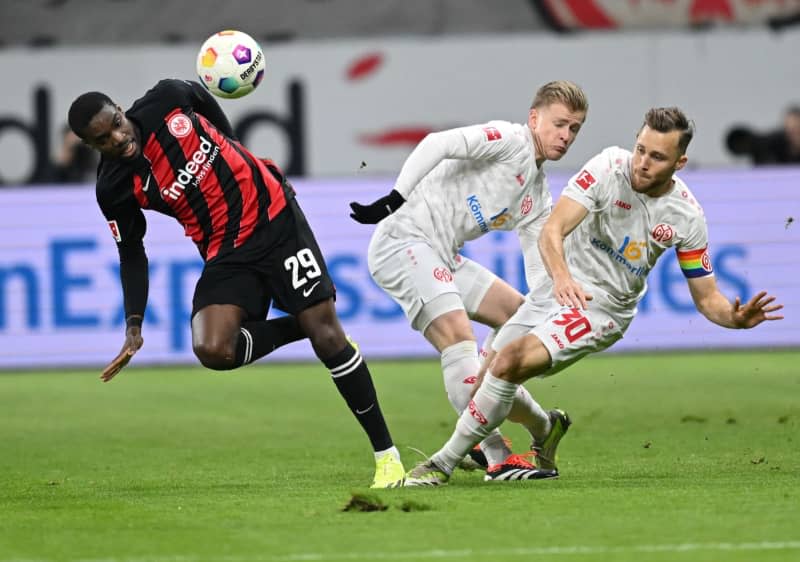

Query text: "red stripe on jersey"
[144, 131, 205, 251]
[132, 173, 148, 207]
[197, 115, 286, 245]
[169, 112, 229, 260]
[196, 115, 256, 249]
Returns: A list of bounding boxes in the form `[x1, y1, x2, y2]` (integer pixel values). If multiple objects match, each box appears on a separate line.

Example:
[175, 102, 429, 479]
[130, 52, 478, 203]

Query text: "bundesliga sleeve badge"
[575, 169, 597, 190]
[483, 126, 502, 141]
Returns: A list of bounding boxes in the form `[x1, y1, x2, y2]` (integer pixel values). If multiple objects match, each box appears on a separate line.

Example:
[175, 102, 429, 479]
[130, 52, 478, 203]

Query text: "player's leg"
[190, 263, 307, 371]
[419, 307, 514, 470]
[368, 236, 480, 411]
[369, 242, 513, 468]
[276, 199, 404, 488]
[191, 303, 246, 369]
[469, 293, 573, 467]
[456, 257, 554, 478]
[193, 309, 306, 370]
[408, 304, 626, 484]
[429, 315, 565, 478]
[480, 302, 553, 451]
[406, 333, 552, 485]
[518, 306, 624, 470]
[296, 298, 404, 488]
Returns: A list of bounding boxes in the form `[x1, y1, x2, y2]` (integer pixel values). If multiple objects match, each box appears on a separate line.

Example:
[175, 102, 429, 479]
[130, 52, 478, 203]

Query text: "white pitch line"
[267, 541, 800, 561]
[4, 541, 800, 562]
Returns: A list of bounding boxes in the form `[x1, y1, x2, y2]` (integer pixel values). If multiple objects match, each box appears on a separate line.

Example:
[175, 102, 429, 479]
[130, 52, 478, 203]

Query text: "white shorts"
[492, 299, 632, 376]
[368, 230, 497, 332]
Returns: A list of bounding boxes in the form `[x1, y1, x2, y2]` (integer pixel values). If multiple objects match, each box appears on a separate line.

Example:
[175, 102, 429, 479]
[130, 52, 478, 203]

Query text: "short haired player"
[68, 79, 405, 488]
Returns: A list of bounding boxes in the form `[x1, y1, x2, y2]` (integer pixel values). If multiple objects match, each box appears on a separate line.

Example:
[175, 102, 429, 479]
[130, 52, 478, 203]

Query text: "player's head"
[631, 107, 694, 196]
[528, 80, 588, 163]
[68, 92, 141, 161]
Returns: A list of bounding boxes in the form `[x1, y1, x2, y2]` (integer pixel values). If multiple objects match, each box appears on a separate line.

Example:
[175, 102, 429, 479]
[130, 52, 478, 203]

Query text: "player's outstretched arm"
[349, 127, 478, 224]
[688, 276, 784, 329]
[100, 322, 144, 382]
[539, 197, 592, 310]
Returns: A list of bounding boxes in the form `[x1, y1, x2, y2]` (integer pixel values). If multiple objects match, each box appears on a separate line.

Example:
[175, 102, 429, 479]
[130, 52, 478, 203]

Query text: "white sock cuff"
[374, 445, 400, 461]
[239, 327, 253, 364]
[483, 372, 518, 402]
[440, 340, 479, 368]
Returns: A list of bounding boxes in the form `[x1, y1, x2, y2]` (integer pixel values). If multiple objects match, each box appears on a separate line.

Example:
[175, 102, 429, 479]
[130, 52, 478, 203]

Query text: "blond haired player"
[406, 107, 784, 485]
[350, 81, 588, 481]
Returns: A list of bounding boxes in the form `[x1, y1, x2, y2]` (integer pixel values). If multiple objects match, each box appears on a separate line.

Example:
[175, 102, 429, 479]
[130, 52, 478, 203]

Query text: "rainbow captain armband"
[677, 247, 714, 278]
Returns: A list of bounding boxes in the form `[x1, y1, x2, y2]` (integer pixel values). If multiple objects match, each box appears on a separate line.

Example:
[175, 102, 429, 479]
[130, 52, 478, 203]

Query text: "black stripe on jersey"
[227, 141, 271, 228]
[155, 128, 214, 255]
[204, 135, 244, 257]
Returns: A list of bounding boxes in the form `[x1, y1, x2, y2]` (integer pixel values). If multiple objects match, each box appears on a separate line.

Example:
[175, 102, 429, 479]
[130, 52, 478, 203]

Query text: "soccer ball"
[196, 30, 265, 99]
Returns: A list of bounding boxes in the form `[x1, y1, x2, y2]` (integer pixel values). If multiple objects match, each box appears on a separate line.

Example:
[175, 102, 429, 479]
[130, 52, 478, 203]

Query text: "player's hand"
[100, 327, 144, 382]
[553, 276, 593, 310]
[732, 291, 784, 329]
[349, 189, 405, 224]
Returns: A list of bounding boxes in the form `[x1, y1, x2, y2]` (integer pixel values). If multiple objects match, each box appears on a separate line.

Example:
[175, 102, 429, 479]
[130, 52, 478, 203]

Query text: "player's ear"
[675, 154, 688, 171]
[528, 108, 539, 129]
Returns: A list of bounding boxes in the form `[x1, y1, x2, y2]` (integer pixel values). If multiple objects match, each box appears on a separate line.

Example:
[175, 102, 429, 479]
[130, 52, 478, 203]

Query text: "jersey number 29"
[284, 248, 321, 289]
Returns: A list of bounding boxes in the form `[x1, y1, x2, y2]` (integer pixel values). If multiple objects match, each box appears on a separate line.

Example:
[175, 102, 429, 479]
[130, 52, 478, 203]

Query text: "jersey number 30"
[284, 248, 321, 289]
[553, 308, 592, 343]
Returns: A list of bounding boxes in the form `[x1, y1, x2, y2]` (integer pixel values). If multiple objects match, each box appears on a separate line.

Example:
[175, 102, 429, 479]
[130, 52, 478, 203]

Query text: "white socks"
[441, 341, 510, 466]
[433, 372, 517, 473]
[507, 385, 552, 443]
[441, 341, 481, 412]
[374, 445, 401, 462]
[477, 330, 551, 445]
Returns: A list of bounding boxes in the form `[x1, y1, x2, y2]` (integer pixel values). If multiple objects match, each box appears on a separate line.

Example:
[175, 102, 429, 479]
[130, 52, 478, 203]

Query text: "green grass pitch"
[1, 350, 798, 562]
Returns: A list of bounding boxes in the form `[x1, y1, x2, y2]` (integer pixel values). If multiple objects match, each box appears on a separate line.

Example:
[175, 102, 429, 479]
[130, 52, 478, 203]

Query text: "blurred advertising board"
[1, 29, 799, 185]
[0, 167, 797, 369]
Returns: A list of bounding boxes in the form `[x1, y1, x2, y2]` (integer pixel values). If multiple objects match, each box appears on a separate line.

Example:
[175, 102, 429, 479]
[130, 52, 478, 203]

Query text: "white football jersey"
[376, 120, 551, 281]
[530, 146, 714, 311]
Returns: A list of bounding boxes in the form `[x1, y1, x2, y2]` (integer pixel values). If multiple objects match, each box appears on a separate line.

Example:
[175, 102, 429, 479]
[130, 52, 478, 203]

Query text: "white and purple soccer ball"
[196, 30, 265, 99]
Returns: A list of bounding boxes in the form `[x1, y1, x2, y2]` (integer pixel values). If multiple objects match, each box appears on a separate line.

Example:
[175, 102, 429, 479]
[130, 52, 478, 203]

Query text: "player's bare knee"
[489, 340, 530, 384]
[488, 347, 518, 381]
[193, 340, 237, 371]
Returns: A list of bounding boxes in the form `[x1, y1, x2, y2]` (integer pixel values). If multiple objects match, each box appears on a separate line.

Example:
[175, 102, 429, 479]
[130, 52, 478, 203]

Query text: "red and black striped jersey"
[96, 79, 289, 262]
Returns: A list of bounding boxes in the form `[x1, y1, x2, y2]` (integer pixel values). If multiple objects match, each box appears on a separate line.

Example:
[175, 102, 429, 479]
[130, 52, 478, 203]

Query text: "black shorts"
[192, 196, 336, 320]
